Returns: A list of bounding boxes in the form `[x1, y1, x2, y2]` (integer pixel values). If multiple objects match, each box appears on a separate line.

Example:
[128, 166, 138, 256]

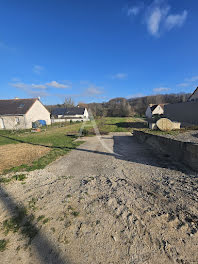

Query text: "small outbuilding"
[0, 98, 51, 130]
[51, 107, 89, 123]
[145, 104, 165, 119]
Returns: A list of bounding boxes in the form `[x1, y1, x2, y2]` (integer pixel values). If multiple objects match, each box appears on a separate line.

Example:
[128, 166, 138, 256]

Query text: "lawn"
[0, 117, 146, 174]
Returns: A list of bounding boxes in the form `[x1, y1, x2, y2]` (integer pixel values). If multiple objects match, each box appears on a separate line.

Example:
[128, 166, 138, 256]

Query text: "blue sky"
[0, 0, 198, 105]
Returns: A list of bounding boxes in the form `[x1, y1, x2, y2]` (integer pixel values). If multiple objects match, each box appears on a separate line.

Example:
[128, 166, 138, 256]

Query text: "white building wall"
[25, 100, 51, 128]
[152, 105, 164, 115]
[0, 115, 26, 130]
[84, 108, 89, 119]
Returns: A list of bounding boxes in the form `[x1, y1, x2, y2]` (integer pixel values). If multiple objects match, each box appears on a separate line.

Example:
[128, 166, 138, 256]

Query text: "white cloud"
[177, 82, 190, 87]
[127, 0, 188, 37]
[165, 10, 188, 30]
[153, 87, 170, 93]
[10, 82, 49, 98]
[33, 65, 44, 74]
[67, 83, 105, 101]
[45, 81, 70, 89]
[186, 75, 198, 82]
[111, 73, 128, 80]
[126, 93, 144, 99]
[177, 75, 198, 87]
[31, 84, 47, 89]
[147, 7, 163, 36]
[84, 85, 103, 97]
[127, 6, 142, 16]
[126, 2, 144, 16]
[10, 82, 30, 90]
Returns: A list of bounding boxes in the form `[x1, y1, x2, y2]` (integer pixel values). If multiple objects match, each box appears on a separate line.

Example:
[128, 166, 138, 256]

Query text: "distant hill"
[46, 93, 191, 117]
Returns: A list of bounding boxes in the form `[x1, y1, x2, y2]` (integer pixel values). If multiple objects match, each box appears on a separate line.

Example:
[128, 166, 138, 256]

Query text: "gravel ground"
[0, 133, 198, 264]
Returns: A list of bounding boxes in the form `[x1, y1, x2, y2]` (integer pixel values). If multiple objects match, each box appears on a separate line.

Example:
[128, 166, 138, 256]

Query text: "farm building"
[51, 107, 89, 123]
[0, 98, 51, 129]
[145, 104, 165, 119]
[165, 87, 198, 125]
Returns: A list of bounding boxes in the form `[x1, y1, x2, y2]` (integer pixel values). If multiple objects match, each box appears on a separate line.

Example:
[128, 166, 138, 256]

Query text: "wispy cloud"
[186, 75, 198, 82]
[147, 6, 170, 36]
[45, 81, 70, 89]
[126, 93, 144, 99]
[153, 87, 170, 93]
[83, 85, 103, 97]
[10, 80, 70, 98]
[177, 75, 198, 87]
[10, 82, 49, 98]
[33, 65, 44, 74]
[126, 0, 188, 37]
[177, 82, 190, 87]
[111, 73, 128, 80]
[31, 84, 47, 89]
[126, 2, 144, 16]
[165, 11, 188, 31]
[65, 83, 106, 101]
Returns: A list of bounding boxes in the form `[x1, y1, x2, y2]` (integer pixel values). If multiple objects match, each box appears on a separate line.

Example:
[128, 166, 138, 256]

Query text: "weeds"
[3, 207, 27, 234]
[37, 215, 45, 222]
[0, 174, 26, 184]
[2, 206, 38, 243]
[43, 218, 49, 224]
[71, 211, 80, 217]
[12, 174, 27, 181]
[0, 239, 8, 252]
[28, 198, 37, 211]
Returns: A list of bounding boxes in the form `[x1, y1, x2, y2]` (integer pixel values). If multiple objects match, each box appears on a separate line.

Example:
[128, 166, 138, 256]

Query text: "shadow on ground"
[0, 133, 193, 174]
[107, 122, 148, 129]
[113, 135, 194, 174]
[0, 186, 73, 264]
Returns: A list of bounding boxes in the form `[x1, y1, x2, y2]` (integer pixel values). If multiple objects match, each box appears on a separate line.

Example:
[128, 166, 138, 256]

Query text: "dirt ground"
[0, 133, 197, 264]
[0, 143, 50, 173]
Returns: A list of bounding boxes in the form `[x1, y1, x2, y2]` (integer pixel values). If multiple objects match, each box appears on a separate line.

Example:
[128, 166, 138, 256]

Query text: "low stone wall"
[133, 130, 198, 171]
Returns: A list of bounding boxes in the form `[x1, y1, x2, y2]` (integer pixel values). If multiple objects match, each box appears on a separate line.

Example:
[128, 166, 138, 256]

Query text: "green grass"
[42, 218, 49, 224]
[12, 174, 27, 181]
[0, 174, 26, 183]
[3, 205, 38, 243]
[0, 239, 8, 252]
[37, 215, 45, 222]
[3, 207, 27, 234]
[142, 128, 187, 136]
[0, 117, 146, 174]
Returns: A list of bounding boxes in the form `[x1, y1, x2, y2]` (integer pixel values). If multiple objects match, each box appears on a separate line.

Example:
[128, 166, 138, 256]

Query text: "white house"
[188, 87, 198, 101]
[145, 104, 164, 119]
[0, 98, 51, 130]
[51, 107, 89, 123]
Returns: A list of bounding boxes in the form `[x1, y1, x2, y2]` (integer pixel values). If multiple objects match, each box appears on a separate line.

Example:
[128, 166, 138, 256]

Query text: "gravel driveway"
[0, 132, 197, 264]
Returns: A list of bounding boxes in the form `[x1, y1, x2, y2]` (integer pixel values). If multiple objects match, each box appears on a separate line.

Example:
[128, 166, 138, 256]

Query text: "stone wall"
[133, 130, 198, 171]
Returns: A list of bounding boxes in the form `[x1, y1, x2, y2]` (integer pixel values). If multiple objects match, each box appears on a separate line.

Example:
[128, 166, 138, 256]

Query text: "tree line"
[46, 93, 190, 117]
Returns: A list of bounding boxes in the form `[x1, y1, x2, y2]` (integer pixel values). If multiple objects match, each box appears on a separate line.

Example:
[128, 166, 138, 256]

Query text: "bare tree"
[64, 97, 75, 107]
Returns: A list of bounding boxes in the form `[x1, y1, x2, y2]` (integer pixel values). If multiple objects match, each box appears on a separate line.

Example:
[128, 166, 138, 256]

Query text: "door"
[0, 118, 5, 129]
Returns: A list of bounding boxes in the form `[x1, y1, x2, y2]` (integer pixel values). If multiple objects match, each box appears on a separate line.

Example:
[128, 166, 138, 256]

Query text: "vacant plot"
[0, 143, 50, 173]
[0, 133, 197, 263]
[0, 117, 146, 173]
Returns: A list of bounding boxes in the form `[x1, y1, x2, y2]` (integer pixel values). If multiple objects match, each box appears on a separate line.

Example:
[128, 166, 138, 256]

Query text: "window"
[15, 117, 20, 124]
[18, 104, 25, 108]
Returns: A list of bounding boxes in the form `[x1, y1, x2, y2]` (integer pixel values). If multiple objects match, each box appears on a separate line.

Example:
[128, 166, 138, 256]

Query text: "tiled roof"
[0, 98, 37, 115]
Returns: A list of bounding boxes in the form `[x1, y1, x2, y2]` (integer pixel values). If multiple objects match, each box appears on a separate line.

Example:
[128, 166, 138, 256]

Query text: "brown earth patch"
[0, 143, 50, 173]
